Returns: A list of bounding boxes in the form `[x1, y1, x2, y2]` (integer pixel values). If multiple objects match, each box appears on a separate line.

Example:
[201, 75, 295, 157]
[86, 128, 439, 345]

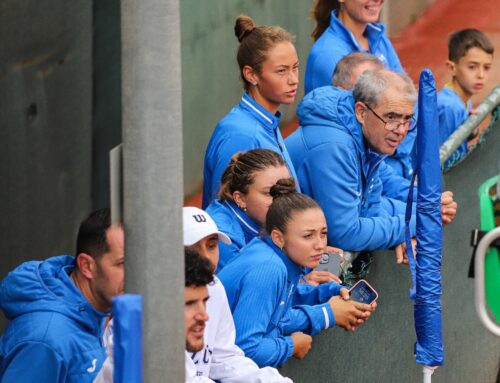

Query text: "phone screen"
[349, 280, 378, 304]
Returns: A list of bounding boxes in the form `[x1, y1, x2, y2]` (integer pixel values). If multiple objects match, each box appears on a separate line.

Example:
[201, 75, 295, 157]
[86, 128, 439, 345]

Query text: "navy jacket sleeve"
[1, 342, 66, 383]
[231, 263, 294, 368]
[304, 143, 411, 250]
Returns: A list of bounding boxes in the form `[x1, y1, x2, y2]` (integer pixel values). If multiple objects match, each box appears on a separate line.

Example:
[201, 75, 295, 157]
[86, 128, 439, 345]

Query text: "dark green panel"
[180, 0, 315, 197]
[280, 122, 500, 382]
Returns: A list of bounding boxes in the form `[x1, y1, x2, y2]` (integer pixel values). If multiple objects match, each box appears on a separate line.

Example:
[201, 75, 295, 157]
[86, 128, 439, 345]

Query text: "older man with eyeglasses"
[286, 69, 457, 263]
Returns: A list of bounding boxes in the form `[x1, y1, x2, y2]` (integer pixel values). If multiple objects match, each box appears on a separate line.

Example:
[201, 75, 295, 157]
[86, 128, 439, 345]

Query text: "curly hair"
[185, 247, 214, 287]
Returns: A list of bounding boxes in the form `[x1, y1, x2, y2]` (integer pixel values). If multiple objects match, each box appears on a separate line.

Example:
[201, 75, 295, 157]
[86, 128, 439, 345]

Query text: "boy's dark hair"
[185, 247, 214, 288]
[76, 208, 113, 259]
[449, 29, 494, 62]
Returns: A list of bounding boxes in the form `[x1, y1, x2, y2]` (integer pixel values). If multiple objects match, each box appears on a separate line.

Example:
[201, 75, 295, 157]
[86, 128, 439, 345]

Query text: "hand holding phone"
[348, 279, 378, 304]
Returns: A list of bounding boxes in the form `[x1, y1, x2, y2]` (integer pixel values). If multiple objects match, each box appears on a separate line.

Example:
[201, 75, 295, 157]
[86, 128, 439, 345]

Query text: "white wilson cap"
[183, 206, 232, 246]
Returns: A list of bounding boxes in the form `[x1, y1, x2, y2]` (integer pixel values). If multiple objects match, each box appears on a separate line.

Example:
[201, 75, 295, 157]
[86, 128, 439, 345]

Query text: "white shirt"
[188, 277, 292, 383]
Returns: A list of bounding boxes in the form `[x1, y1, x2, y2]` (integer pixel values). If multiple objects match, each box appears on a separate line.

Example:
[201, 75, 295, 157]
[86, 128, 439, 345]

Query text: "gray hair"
[332, 52, 384, 89]
[353, 69, 417, 107]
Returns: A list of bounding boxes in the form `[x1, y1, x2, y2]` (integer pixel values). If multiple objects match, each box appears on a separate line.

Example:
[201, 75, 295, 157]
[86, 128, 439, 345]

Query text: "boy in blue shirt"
[438, 29, 494, 170]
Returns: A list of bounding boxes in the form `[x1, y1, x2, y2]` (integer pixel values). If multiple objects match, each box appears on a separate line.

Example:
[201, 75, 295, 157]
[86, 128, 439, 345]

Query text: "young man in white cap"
[183, 206, 292, 382]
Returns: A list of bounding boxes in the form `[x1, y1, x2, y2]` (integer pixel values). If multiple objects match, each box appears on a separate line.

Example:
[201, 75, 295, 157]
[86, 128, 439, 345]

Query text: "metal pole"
[121, 0, 184, 381]
[440, 85, 500, 164]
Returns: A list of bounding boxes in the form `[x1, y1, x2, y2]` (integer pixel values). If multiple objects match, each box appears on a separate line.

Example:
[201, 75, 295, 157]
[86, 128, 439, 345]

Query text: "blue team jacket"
[304, 11, 415, 179]
[286, 86, 416, 251]
[304, 11, 403, 94]
[202, 92, 299, 209]
[206, 199, 261, 272]
[0, 256, 108, 383]
[219, 237, 341, 368]
[437, 87, 471, 169]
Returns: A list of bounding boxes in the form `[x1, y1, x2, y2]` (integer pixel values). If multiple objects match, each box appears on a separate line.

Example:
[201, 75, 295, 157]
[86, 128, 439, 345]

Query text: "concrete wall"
[0, 1, 93, 327]
[0, 1, 93, 274]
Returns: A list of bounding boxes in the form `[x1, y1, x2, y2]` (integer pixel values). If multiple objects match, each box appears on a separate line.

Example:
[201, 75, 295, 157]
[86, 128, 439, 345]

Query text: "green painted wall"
[180, 0, 315, 197]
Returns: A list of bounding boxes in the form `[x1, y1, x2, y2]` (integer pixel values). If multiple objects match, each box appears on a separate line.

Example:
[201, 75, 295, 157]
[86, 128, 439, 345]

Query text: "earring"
[252, 82, 257, 86]
[243, 207, 248, 212]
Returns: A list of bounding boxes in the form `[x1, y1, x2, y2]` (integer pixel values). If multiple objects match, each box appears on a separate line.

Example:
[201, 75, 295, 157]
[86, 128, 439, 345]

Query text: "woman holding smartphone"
[207, 149, 340, 286]
[218, 179, 375, 368]
[202, 15, 300, 209]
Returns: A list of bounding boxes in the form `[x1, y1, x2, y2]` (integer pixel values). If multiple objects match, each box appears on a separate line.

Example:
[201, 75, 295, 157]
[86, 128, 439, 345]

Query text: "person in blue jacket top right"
[0, 209, 124, 383]
[219, 178, 375, 368]
[305, 0, 415, 180]
[438, 28, 494, 170]
[286, 69, 458, 262]
[202, 15, 300, 209]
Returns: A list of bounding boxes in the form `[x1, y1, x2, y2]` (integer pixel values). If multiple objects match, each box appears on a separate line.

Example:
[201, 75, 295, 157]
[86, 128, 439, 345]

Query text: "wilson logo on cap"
[193, 214, 207, 223]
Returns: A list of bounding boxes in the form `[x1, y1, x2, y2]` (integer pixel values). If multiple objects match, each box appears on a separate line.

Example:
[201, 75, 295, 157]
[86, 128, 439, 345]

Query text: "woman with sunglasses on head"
[305, 0, 416, 179]
[202, 15, 300, 209]
[218, 179, 375, 368]
[207, 148, 340, 286]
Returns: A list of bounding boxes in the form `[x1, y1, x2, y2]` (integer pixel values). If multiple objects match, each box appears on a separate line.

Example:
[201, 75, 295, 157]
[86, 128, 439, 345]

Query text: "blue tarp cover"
[405, 69, 444, 367]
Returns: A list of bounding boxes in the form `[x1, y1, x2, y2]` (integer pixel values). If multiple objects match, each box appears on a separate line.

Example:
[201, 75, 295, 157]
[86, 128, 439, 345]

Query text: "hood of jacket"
[0, 255, 107, 333]
[297, 86, 366, 154]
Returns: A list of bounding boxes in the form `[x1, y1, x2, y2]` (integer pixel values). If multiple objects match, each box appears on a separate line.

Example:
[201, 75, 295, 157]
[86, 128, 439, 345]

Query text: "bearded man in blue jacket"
[286, 69, 457, 262]
[0, 208, 124, 382]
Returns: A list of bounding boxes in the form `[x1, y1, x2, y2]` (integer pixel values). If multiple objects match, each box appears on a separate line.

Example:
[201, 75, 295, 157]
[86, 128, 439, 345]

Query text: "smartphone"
[348, 279, 378, 304]
[314, 252, 341, 276]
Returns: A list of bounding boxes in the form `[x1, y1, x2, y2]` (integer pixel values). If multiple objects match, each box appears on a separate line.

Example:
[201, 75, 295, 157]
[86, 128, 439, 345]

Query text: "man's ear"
[270, 229, 285, 250]
[445, 60, 456, 76]
[76, 253, 95, 279]
[354, 101, 366, 125]
[242, 65, 258, 86]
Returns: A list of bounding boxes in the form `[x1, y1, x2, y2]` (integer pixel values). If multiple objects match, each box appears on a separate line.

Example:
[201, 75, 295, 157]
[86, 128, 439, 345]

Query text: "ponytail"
[311, 0, 341, 41]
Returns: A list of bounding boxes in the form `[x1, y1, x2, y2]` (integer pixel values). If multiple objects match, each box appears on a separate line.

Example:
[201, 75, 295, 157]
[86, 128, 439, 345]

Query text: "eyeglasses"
[364, 103, 416, 132]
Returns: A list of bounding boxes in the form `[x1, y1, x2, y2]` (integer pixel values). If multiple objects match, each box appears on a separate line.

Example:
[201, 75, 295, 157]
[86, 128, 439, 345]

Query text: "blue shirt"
[202, 92, 299, 208]
[286, 86, 416, 251]
[206, 199, 261, 272]
[0, 256, 108, 383]
[304, 11, 415, 179]
[437, 87, 471, 169]
[219, 237, 341, 368]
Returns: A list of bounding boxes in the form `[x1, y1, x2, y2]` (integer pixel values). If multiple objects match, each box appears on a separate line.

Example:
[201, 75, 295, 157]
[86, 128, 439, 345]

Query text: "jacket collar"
[239, 92, 281, 130]
[328, 10, 385, 53]
[224, 200, 261, 243]
[262, 236, 304, 283]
